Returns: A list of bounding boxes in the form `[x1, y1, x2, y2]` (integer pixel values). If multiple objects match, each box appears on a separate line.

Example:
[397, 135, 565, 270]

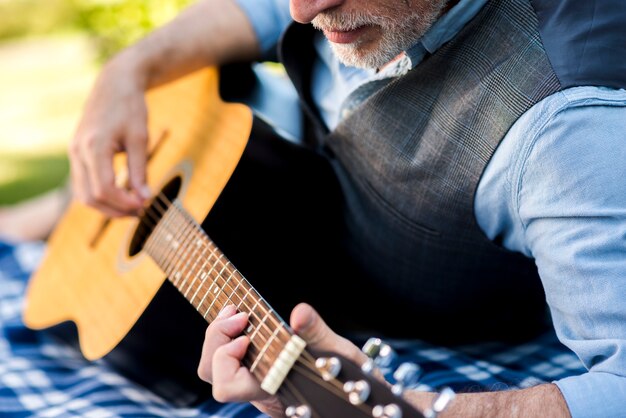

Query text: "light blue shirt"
[236, 1, 626, 416]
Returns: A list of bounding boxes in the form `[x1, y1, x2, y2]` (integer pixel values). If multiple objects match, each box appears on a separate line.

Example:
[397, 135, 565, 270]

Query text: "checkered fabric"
[0, 240, 586, 417]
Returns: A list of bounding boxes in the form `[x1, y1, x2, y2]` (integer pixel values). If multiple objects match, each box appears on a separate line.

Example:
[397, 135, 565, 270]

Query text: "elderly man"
[70, 0, 626, 416]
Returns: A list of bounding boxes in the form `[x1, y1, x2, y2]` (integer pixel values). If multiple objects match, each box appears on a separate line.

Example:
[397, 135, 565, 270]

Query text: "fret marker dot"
[171, 241, 179, 249]
[246, 324, 254, 333]
[196, 239, 203, 246]
[213, 287, 219, 294]
[174, 272, 181, 280]
[200, 272, 207, 280]
[165, 234, 173, 242]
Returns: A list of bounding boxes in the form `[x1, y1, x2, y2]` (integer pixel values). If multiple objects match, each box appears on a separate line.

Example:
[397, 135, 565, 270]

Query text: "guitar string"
[139, 200, 287, 369]
[279, 377, 323, 417]
[145, 193, 291, 343]
[138, 192, 293, 372]
[137, 192, 366, 401]
[293, 355, 357, 400]
[283, 357, 382, 416]
[140, 209, 278, 380]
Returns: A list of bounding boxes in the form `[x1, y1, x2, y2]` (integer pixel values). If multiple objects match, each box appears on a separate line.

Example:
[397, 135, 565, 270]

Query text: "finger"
[212, 336, 267, 402]
[291, 303, 368, 366]
[69, 143, 129, 217]
[125, 117, 150, 200]
[197, 308, 249, 383]
[83, 134, 144, 215]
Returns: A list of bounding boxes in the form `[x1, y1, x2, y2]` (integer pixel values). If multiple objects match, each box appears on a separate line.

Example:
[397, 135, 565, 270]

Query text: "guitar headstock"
[276, 347, 425, 418]
[272, 336, 456, 418]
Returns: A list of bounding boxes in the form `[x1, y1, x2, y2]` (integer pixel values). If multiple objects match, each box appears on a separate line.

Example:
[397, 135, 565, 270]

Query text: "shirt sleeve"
[475, 86, 626, 418]
[235, 0, 292, 56]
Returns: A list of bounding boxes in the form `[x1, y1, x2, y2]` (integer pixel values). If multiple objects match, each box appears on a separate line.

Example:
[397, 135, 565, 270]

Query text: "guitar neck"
[143, 199, 305, 394]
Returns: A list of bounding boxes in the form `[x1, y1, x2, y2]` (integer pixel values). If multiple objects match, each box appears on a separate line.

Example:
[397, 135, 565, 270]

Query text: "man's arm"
[476, 86, 626, 418]
[199, 303, 572, 418]
[405, 383, 569, 417]
[69, 0, 259, 217]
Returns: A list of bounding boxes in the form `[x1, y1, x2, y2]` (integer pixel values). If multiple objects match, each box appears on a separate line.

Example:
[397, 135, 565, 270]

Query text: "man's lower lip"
[324, 26, 368, 44]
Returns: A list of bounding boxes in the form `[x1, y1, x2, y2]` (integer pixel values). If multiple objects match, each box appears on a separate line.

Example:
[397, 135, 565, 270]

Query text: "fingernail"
[139, 185, 151, 200]
[227, 312, 248, 322]
[217, 305, 237, 318]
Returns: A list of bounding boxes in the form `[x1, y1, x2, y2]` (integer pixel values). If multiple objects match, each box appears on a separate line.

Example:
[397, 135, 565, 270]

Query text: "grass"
[0, 152, 69, 205]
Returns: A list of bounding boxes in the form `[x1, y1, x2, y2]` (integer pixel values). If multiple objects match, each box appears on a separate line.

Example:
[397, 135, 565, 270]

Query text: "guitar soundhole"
[128, 176, 182, 257]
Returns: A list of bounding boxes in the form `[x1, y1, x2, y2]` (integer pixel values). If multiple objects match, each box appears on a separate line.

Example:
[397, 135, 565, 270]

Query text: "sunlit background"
[0, 0, 193, 205]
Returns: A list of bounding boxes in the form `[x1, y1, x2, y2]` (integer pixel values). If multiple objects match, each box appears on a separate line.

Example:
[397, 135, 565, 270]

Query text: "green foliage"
[73, 0, 195, 61]
[0, 0, 78, 40]
[0, 153, 69, 205]
[0, 0, 194, 60]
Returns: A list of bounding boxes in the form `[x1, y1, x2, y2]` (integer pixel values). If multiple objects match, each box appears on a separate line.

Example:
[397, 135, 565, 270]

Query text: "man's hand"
[67, 0, 260, 217]
[197, 303, 369, 417]
[198, 303, 573, 418]
[69, 55, 150, 217]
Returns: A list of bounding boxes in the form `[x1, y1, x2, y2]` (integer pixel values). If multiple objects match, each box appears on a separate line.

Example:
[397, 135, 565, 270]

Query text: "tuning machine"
[391, 362, 422, 395]
[285, 405, 312, 418]
[423, 387, 456, 418]
[361, 338, 398, 374]
[315, 356, 342, 381]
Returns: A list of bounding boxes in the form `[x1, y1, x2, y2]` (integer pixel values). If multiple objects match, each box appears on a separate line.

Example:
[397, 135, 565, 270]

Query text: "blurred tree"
[0, 0, 194, 205]
[73, 0, 195, 61]
[0, 0, 194, 60]
[0, 0, 78, 40]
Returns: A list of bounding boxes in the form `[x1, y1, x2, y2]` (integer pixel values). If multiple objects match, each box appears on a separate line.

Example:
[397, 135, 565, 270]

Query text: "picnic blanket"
[0, 240, 586, 417]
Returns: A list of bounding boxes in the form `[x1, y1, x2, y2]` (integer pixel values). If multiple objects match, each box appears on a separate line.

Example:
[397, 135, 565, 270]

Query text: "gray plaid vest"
[279, 0, 626, 341]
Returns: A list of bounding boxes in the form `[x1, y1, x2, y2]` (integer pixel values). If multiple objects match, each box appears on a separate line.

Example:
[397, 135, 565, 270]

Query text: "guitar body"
[23, 68, 253, 361]
[21, 66, 428, 417]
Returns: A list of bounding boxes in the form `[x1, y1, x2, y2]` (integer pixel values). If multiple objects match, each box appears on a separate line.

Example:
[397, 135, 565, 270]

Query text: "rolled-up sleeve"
[476, 86, 626, 417]
[515, 88, 626, 417]
[235, 0, 292, 55]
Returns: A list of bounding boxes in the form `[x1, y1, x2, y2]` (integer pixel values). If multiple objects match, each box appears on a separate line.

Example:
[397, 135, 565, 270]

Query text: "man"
[69, 0, 626, 416]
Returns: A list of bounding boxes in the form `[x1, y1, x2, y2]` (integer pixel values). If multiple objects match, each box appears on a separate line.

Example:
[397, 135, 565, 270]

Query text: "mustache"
[311, 11, 386, 32]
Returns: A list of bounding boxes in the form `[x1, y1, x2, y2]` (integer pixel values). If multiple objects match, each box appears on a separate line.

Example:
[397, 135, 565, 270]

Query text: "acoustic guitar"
[22, 68, 430, 417]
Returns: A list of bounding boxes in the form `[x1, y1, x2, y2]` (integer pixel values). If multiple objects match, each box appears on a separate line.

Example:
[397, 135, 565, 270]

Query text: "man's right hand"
[67, 0, 260, 217]
[69, 57, 151, 217]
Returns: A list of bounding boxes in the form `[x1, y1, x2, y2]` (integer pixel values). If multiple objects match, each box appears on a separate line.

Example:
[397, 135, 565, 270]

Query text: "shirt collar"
[380, 0, 489, 78]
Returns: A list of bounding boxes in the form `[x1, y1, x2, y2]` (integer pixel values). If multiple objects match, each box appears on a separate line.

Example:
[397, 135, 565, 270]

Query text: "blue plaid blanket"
[0, 240, 586, 417]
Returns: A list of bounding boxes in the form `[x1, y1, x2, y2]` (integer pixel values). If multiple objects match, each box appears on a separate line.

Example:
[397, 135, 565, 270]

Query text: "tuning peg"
[315, 356, 342, 381]
[391, 362, 422, 395]
[343, 379, 371, 405]
[423, 387, 455, 418]
[372, 403, 402, 418]
[285, 405, 311, 418]
[361, 338, 397, 374]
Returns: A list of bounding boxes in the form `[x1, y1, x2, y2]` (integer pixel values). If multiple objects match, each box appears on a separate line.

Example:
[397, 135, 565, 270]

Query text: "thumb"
[290, 303, 367, 366]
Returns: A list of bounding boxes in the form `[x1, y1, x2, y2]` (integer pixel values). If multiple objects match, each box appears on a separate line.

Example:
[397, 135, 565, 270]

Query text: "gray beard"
[313, 2, 446, 69]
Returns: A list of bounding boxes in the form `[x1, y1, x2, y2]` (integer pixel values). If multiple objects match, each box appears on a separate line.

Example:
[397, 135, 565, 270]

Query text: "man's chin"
[329, 43, 394, 69]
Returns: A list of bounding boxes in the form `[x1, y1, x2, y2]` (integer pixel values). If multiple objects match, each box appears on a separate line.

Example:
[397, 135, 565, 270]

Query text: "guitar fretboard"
[143, 199, 294, 381]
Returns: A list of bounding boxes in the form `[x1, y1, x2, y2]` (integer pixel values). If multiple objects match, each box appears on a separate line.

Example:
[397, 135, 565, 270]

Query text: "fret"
[188, 246, 219, 303]
[177, 227, 202, 295]
[227, 273, 244, 306]
[159, 205, 182, 275]
[167, 211, 196, 285]
[249, 308, 270, 342]
[183, 230, 211, 298]
[205, 260, 232, 317]
[173, 225, 195, 288]
[144, 198, 296, 388]
[250, 324, 281, 373]
[237, 286, 254, 311]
